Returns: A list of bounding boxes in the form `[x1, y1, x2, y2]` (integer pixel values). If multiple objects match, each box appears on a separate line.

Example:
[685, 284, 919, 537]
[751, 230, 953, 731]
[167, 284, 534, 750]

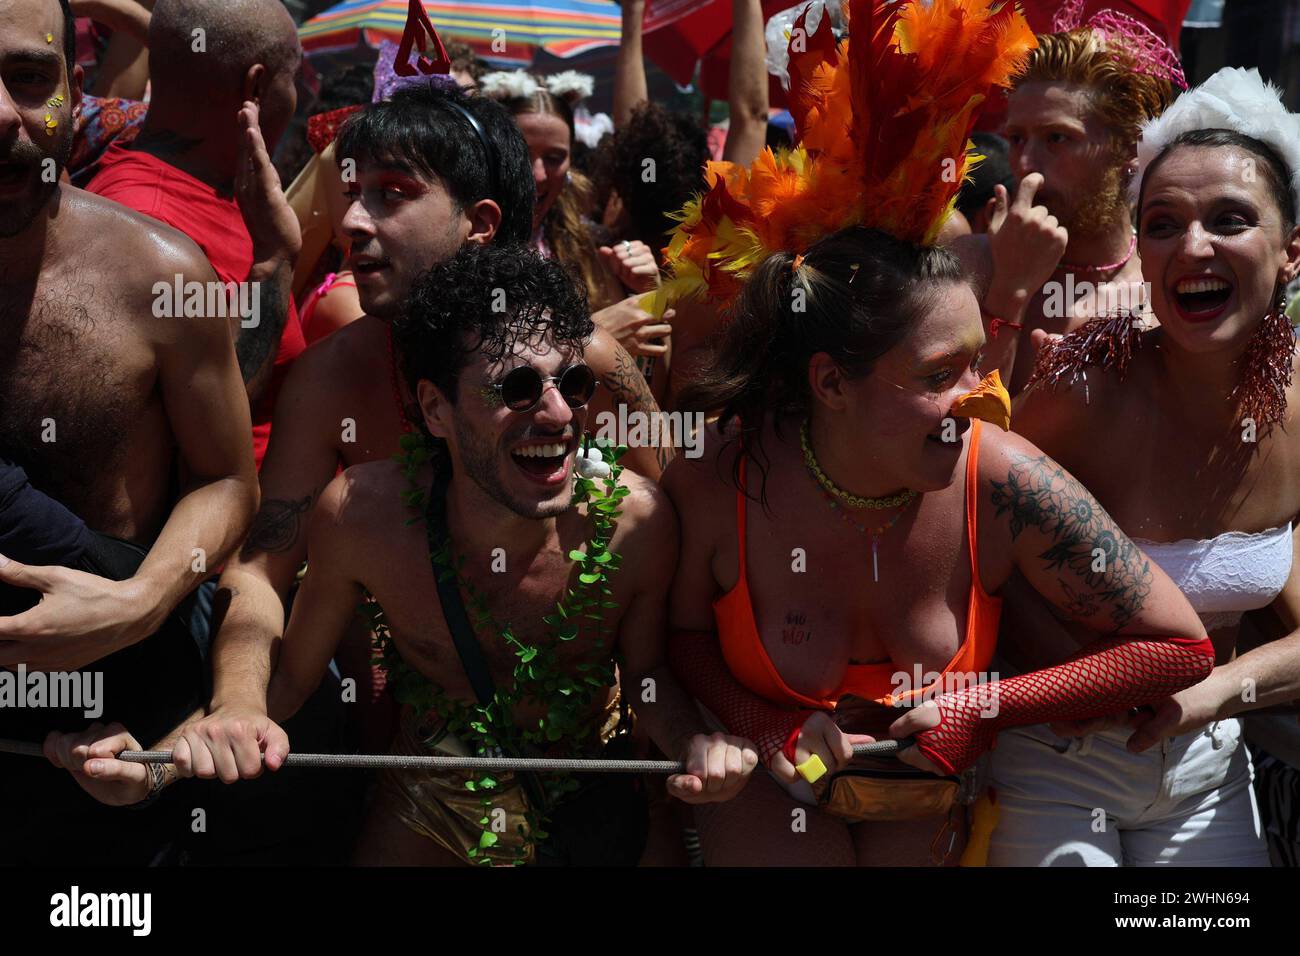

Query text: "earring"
[1228, 291, 1295, 431]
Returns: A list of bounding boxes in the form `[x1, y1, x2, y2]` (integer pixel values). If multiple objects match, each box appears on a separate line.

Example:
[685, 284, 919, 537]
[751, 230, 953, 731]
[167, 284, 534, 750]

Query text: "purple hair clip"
[373, 39, 459, 103]
[1053, 0, 1188, 90]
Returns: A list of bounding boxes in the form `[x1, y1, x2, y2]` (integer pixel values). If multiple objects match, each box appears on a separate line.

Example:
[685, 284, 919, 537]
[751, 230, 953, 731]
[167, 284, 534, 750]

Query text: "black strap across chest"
[424, 467, 497, 708]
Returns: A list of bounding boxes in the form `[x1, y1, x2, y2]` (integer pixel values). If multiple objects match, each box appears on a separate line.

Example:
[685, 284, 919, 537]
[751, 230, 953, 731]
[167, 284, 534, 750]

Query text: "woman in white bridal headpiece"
[994, 66, 1300, 867]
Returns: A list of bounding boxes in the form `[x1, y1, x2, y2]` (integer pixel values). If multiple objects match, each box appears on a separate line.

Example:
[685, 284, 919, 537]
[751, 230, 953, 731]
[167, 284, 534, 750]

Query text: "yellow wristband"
[795, 753, 827, 784]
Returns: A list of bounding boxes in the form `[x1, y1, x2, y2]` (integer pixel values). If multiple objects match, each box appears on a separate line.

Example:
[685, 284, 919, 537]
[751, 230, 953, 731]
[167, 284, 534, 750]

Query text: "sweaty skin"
[256, 323, 741, 863]
[183, 180, 669, 778]
[0, 189, 259, 666]
[1000, 143, 1300, 744]
[0, 0, 257, 669]
[665, 282, 1206, 866]
[267, 457, 682, 863]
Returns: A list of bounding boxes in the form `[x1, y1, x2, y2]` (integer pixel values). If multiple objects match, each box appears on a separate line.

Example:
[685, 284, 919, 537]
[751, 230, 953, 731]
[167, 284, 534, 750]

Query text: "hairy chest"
[0, 284, 152, 510]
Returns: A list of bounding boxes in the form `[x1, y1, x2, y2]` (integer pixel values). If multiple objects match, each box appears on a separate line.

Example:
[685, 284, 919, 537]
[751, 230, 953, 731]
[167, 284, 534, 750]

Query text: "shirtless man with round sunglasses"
[47, 243, 755, 865]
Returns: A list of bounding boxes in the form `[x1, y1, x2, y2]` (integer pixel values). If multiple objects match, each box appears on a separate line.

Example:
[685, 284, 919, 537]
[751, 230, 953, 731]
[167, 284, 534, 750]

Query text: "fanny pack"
[812, 756, 978, 822]
[807, 696, 983, 824]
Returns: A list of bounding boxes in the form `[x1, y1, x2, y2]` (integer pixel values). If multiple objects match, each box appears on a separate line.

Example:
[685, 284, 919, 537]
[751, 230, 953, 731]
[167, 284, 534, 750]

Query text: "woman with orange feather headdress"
[658, 0, 1216, 867]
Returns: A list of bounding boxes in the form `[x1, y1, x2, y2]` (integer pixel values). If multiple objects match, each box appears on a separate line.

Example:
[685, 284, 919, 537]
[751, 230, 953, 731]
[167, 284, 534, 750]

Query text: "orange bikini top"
[712, 419, 1001, 711]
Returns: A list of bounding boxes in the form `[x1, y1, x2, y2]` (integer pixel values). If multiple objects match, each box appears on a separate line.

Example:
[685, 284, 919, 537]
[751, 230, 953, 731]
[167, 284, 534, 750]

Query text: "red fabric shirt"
[86, 142, 306, 469]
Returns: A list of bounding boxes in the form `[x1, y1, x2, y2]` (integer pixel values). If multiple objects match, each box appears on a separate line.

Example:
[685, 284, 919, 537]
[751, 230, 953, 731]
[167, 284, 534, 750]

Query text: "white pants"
[986, 719, 1269, 866]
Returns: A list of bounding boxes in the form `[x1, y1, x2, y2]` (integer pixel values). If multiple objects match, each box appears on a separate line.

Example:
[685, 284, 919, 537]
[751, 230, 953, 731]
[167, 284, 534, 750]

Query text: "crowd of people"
[1, 0, 1298, 868]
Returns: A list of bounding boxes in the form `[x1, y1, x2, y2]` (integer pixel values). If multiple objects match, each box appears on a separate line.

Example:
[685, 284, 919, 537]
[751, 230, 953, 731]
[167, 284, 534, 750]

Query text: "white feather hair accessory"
[544, 71, 594, 103]
[478, 70, 541, 100]
[1132, 67, 1300, 220]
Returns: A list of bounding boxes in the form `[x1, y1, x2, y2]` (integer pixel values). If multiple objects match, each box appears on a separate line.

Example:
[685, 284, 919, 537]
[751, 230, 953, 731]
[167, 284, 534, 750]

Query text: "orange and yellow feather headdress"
[648, 0, 1036, 318]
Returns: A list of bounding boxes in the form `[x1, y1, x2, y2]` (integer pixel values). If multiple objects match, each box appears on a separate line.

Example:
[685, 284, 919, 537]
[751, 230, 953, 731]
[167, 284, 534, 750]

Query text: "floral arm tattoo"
[912, 454, 1211, 775]
[990, 453, 1151, 631]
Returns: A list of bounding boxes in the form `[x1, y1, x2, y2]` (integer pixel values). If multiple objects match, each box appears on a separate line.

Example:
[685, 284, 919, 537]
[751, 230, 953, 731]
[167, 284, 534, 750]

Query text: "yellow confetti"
[44, 113, 57, 135]
[47, 94, 64, 108]
[45, 33, 53, 43]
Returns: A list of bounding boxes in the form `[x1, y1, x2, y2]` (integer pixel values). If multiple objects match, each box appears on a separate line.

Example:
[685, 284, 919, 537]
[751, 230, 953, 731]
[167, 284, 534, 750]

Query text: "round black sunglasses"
[482, 363, 598, 412]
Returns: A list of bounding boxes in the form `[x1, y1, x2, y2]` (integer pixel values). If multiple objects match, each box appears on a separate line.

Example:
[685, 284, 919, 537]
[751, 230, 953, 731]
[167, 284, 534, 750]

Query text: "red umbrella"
[641, 0, 793, 102]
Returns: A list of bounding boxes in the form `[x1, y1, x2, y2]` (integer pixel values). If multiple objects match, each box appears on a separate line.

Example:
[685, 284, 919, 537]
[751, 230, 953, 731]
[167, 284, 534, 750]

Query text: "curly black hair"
[606, 102, 710, 252]
[395, 242, 594, 407]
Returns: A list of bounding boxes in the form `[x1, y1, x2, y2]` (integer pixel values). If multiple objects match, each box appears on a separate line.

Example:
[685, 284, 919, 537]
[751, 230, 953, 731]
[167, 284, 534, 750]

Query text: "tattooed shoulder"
[989, 453, 1151, 630]
[604, 345, 658, 413]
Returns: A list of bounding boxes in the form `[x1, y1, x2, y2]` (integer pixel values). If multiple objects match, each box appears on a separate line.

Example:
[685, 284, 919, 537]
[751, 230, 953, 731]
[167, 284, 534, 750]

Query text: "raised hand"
[592, 295, 673, 357]
[235, 100, 301, 267]
[985, 173, 1069, 320]
[599, 239, 660, 294]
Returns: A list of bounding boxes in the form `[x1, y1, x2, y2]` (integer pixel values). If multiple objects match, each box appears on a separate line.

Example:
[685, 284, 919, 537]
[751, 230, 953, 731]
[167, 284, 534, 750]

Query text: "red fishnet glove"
[668, 629, 813, 765]
[914, 634, 1215, 774]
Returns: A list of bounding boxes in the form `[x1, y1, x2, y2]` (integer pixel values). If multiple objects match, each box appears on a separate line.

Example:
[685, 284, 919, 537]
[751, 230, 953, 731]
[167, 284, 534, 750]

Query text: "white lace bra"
[1132, 523, 1294, 632]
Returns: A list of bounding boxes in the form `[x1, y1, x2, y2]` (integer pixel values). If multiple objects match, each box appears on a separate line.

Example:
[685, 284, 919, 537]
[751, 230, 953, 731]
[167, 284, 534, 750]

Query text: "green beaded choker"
[799, 418, 916, 510]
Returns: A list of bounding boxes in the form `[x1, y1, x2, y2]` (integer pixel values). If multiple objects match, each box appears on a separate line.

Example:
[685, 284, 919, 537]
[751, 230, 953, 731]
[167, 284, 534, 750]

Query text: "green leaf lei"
[363, 432, 630, 865]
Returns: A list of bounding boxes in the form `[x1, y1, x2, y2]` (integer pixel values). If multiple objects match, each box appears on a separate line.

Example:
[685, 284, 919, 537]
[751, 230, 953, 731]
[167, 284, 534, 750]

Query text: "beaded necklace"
[1054, 234, 1136, 276]
[799, 419, 917, 582]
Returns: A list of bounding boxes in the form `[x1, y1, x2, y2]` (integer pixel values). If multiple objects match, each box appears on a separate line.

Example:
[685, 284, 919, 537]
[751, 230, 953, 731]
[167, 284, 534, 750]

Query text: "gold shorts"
[379, 694, 626, 866]
[378, 710, 536, 865]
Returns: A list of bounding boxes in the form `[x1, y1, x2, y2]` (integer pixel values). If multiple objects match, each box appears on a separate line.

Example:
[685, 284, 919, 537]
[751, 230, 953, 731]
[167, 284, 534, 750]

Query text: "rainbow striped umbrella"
[299, 0, 622, 67]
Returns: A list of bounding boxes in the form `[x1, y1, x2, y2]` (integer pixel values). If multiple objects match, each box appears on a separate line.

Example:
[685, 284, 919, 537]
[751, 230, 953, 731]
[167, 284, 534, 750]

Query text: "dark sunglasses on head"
[483, 363, 598, 412]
